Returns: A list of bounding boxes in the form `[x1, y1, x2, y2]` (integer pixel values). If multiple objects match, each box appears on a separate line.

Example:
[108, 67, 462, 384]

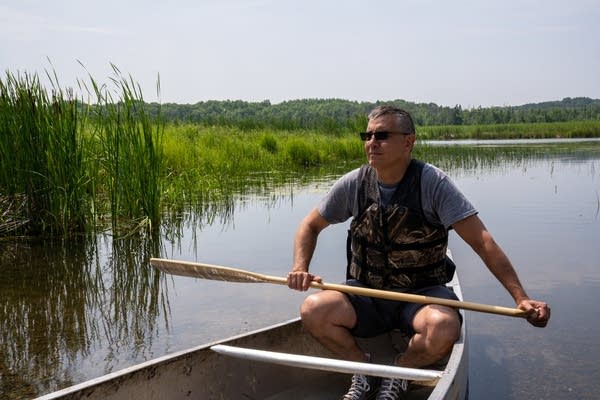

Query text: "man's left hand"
[518, 299, 551, 327]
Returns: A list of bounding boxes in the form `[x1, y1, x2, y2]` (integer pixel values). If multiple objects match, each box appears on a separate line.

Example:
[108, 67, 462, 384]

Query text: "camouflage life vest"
[347, 160, 453, 289]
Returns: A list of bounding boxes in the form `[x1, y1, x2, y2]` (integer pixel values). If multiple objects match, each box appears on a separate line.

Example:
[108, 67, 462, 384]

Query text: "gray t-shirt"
[318, 163, 477, 229]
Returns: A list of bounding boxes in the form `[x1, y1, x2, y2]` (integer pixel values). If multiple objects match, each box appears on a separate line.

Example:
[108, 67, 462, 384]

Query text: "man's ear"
[405, 134, 416, 152]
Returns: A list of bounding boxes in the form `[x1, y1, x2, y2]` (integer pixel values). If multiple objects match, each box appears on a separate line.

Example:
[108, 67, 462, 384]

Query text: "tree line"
[141, 97, 600, 132]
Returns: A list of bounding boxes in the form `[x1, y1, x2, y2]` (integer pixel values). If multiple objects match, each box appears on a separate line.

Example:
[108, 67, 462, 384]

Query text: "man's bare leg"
[300, 290, 368, 362]
[395, 304, 461, 368]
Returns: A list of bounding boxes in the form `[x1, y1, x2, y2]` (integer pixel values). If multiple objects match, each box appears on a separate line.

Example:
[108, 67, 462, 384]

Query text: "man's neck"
[376, 158, 412, 185]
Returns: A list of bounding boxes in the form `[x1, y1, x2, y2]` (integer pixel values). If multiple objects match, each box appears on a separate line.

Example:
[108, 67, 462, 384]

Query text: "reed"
[0, 67, 164, 237]
[83, 65, 163, 233]
[0, 70, 91, 235]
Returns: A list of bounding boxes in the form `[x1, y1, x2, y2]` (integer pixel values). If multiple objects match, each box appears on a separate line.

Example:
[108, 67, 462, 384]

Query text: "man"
[286, 106, 551, 399]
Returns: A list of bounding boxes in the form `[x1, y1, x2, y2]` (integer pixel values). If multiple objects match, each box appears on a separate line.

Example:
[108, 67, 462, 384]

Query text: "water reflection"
[98, 233, 165, 365]
[0, 232, 164, 398]
[1, 237, 95, 397]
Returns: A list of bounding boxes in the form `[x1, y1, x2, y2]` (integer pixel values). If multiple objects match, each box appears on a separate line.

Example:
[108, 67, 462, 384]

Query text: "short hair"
[368, 106, 415, 135]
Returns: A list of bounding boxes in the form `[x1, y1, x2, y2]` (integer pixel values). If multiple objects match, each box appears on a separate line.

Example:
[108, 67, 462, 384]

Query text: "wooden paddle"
[149, 258, 527, 318]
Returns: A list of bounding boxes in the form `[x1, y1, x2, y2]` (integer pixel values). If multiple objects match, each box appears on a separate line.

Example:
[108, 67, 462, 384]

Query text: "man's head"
[367, 106, 415, 136]
[363, 106, 416, 181]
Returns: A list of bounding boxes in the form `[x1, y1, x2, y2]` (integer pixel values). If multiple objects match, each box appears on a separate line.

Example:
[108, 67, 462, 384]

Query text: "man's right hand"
[287, 270, 322, 291]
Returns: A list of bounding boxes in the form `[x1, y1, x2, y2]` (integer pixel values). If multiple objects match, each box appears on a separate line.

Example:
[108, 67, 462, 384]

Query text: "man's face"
[364, 115, 415, 171]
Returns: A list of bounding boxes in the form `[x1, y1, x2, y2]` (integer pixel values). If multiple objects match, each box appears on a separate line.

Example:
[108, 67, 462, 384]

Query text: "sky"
[1, 0, 599, 108]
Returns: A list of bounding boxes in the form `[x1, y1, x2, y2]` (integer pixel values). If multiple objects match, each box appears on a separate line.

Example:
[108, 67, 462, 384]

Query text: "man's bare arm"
[453, 214, 550, 327]
[288, 208, 330, 291]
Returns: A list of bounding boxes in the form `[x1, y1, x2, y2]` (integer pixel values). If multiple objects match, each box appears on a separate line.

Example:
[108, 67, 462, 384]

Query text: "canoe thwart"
[211, 344, 445, 381]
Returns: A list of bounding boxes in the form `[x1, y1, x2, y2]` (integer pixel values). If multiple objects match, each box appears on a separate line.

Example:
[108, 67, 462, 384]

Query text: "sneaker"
[342, 374, 379, 400]
[375, 377, 409, 400]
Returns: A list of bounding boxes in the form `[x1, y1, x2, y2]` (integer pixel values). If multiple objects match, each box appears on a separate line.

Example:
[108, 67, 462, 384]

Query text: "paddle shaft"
[259, 273, 526, 318]
[150, 258, 527, 318]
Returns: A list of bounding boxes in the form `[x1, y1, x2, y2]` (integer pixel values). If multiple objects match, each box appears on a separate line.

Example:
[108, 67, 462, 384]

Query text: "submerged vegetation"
[1, 68, 599, 237]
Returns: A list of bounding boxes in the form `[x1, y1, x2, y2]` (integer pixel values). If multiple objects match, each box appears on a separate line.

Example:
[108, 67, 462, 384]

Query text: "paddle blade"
[150, 258, 269, 283]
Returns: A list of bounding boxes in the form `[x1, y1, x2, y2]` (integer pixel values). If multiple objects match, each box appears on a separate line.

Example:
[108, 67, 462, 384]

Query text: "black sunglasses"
[359, 131, 411, 141]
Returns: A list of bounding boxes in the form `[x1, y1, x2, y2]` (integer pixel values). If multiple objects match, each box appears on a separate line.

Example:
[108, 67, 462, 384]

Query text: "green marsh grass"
[84, 66, 164, 234]
[160, 124, 363, 211]
[0, 67, 164, 237]
[418, 120, 600, 140]
[0, 71, 90, 235]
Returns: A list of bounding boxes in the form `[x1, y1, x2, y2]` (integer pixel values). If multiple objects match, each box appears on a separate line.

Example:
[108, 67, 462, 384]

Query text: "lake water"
[1, 140, 599, 399]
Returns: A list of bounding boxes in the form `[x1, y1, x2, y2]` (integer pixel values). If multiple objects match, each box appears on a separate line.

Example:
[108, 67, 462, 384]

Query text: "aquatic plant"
[0, 70, 91, 235]
[82, 65, 164, 234]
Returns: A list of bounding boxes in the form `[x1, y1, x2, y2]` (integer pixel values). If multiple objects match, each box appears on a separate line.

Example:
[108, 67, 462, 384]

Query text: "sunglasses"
[359, 131, 412, 141]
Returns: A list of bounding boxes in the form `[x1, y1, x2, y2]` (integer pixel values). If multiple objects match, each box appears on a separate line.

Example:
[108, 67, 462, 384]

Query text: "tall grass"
[0, 71, 90, 235]
[83, 65, 163, 233]
[0, 67, 163, 237]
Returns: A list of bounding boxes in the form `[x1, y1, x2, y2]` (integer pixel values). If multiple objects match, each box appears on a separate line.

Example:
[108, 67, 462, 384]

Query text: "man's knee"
[300, 291, 355, 332]
[417, 306, 461, 346]
[300, 293, 323, 325]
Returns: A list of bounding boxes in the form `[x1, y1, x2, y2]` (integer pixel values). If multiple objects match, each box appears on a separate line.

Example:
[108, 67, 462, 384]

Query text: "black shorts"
[345, 280, 462, 337]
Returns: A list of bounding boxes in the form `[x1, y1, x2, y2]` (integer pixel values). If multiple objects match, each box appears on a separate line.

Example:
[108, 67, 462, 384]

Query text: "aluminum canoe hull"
[36, 274, 468, 400]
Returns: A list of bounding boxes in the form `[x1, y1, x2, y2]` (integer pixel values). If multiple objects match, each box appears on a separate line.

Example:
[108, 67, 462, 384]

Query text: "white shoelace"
[343, 374, 371, 400]
[376, 378, 408, 400]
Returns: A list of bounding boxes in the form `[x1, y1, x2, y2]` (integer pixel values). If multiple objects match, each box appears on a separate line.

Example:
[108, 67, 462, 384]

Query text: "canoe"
[35, 273, 468, 400]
